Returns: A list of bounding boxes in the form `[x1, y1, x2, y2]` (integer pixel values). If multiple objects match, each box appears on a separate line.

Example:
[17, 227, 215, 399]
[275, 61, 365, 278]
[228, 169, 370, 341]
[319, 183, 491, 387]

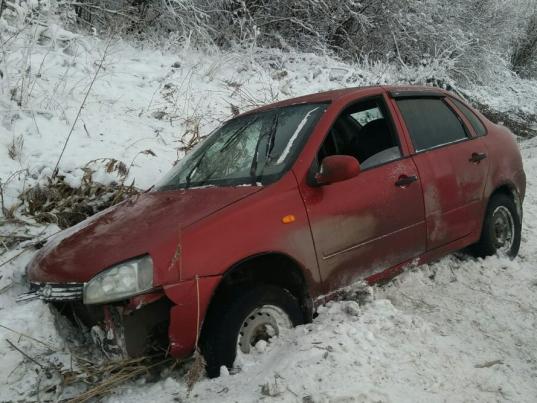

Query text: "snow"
[1, 12, 537, 403]
[0, 234, 73, 402]
[103, 253, 537, 403]
[465, 77, 537, 116]
[276, 106, 321, 164]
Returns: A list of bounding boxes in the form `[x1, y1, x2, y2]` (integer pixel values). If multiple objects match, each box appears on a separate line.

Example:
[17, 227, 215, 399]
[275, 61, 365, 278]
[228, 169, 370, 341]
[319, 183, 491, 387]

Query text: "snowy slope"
[2, 21, 536, 213]
[1, 17, 537, 403]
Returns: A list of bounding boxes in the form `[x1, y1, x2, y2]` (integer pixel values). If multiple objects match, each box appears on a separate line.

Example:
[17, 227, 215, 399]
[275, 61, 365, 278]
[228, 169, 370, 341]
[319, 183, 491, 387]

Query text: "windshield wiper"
[250, 112, 279, 183]
[184, 154, 204, 188]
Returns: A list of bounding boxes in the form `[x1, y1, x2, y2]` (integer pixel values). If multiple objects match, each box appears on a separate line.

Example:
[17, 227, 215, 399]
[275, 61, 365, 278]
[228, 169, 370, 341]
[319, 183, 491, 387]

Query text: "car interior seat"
[350, 118, 393, 163]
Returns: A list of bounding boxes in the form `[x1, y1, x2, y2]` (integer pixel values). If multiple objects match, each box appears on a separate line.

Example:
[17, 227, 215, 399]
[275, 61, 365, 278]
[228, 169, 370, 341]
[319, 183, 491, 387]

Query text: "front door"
[299, 97, 427, 292]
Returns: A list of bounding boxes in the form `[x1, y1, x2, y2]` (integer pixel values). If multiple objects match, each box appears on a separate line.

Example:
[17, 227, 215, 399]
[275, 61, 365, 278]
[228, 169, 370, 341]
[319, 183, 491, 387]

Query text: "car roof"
[240, 85, 451, 116]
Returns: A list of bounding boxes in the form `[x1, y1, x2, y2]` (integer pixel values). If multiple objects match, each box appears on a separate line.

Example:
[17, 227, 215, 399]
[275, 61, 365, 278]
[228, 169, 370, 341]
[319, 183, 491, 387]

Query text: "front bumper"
[18, 277, 223, 361]
[17, 282, 170, 358]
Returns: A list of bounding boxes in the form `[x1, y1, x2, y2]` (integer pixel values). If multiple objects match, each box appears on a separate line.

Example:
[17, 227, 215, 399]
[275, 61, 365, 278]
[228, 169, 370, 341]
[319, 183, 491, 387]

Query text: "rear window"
[396, 98, 468, 152]
[451, 98, 487, 136]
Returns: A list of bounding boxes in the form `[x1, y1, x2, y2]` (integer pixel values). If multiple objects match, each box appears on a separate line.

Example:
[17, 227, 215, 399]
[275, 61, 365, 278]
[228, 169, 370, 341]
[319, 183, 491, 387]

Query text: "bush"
[511, 11, 537, 79]
[63, 0, 536, 83]
[4, 1, 537, 84]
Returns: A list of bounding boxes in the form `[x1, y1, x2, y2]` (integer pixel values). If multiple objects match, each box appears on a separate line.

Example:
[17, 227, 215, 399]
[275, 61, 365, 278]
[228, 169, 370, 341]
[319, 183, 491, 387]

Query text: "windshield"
[157, 103, 327, 190]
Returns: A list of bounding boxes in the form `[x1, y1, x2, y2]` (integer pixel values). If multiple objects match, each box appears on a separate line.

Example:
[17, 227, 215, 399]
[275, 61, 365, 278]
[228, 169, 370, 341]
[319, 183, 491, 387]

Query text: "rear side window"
[451, 98, 487, 136]
[396, 98, 468, 152]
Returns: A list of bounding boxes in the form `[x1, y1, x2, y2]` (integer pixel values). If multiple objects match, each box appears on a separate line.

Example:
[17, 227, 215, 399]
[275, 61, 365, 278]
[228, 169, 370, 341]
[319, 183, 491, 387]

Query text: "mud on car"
[20, 86, 525, 377]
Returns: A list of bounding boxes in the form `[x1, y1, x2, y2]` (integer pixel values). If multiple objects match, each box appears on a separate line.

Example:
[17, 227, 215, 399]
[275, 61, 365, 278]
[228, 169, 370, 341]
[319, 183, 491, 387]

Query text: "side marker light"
[281, 214, 296, 224]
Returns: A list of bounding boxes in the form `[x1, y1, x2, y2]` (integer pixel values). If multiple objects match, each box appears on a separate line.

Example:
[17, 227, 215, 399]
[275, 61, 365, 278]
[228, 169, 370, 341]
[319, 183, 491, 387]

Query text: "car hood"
[27, 186, 261, 284]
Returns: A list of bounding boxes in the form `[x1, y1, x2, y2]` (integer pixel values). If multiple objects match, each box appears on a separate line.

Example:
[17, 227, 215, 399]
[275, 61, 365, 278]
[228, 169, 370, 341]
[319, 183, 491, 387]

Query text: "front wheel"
[472, 193, 521, 258]
[199, 285, 304, 378]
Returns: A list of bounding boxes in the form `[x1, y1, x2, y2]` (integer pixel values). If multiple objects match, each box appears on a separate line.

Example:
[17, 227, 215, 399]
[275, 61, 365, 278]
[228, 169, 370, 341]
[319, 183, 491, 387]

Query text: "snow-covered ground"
[1, 14, 537, 403]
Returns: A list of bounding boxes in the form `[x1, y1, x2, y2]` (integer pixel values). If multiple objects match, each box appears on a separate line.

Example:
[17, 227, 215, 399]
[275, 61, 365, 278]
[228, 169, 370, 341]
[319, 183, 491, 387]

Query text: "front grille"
[17, 282, 84, 302]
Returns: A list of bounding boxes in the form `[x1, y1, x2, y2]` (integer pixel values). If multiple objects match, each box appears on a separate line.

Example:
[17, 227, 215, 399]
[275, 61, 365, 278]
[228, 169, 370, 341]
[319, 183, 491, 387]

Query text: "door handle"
[469, 152, 487, 163]
[395, 175, 418, 188]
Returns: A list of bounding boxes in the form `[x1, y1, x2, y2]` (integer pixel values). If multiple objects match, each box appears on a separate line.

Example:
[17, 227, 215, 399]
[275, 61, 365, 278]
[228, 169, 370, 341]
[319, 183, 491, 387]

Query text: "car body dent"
[164, 275, 221, 357]
[27, 186, 261, 285]
[484, 124, 526, 200]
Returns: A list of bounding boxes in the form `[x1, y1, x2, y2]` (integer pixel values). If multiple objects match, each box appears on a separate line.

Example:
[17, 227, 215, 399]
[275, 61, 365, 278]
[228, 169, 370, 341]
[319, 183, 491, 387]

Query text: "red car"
[22, 86, 525, 377]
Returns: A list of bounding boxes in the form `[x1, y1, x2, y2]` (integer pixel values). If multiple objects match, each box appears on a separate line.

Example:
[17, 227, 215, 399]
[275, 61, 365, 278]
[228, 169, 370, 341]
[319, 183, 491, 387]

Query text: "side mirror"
[315, 155, 361, 186]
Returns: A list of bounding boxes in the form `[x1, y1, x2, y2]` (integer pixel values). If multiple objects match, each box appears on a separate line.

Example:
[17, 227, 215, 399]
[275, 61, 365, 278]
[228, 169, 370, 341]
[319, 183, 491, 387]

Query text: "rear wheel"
[199, 285, 304, 378]
[472, 193, 521, 258]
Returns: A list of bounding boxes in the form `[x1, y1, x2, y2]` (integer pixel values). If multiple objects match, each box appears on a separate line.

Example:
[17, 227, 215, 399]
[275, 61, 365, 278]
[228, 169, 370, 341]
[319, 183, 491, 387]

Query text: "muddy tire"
[471, 193, 521, 258]
[199, 285, 304, 378]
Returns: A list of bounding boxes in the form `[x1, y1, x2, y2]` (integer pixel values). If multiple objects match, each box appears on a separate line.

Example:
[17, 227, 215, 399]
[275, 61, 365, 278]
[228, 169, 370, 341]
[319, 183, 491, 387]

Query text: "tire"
[472, 193, 521, 258]
[199, 285, 304, 378]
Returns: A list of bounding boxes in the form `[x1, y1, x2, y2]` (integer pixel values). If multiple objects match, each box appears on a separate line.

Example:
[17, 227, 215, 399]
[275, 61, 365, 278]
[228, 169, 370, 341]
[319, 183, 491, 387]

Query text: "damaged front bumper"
[17, 276, 222, 361]
[17, 282, 170, 358]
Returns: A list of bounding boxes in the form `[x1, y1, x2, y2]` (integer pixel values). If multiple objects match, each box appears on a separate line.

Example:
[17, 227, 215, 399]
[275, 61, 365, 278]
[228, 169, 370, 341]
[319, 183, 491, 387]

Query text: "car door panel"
[301, 158, 426, 291]
[412, 138, 489, 249]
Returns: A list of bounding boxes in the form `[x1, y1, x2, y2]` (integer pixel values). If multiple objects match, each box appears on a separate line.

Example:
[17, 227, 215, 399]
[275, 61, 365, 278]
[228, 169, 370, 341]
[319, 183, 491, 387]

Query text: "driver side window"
[317, 98, 401, 170]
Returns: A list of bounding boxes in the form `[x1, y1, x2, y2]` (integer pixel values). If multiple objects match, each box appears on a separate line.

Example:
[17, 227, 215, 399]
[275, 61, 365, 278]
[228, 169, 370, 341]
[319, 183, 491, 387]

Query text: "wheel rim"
[492, 205, 515, 253]
[238, 305, 292, 354]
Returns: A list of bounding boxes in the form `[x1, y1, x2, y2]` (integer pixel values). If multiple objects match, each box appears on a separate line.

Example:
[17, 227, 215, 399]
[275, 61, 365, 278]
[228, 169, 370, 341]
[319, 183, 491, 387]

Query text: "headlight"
[83, 255, 153, 304]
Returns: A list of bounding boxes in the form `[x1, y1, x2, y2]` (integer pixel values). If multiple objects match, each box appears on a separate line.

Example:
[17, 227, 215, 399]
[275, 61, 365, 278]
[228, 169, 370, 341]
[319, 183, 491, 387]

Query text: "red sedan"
[22, 86, 525, 377]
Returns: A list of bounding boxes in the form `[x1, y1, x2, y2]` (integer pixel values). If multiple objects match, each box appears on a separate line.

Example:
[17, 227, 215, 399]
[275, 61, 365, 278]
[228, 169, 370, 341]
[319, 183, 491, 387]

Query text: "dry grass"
[0, 169, 29, 221]
[7, 135, 24, 161]
[175, 116, 206, 158]
[185, 348, 206, 392]
[64, 355, 175, 402]
[19, 159, 139, 229]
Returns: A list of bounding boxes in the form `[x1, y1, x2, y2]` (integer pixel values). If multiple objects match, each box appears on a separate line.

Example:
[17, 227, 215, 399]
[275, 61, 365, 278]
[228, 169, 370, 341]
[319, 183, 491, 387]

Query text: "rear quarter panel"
[483, 123, 526, 203]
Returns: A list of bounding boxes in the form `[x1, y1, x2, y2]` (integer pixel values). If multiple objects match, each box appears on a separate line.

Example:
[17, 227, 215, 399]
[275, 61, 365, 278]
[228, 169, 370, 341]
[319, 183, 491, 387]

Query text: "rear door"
[299, 95, 427, 292]
[392, 95, 489, 250]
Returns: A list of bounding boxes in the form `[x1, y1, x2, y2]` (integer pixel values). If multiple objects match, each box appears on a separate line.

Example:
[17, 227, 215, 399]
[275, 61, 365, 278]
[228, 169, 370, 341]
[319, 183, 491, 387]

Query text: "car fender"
[177, 172, 322, 296]
[163, 275, 222, 358]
